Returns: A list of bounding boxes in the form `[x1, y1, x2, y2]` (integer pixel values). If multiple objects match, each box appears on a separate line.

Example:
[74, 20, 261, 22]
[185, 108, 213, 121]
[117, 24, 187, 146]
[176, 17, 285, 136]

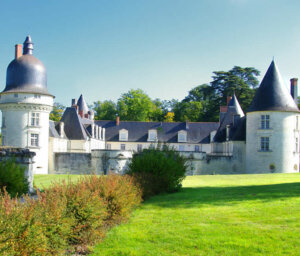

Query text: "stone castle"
[1, 36, 299, 175]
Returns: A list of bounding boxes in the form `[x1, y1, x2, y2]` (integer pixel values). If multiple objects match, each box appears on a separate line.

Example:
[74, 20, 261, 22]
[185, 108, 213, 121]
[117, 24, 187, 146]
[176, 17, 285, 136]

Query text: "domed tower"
[246, 61, 300, 173]
[0, 36, 54, 174]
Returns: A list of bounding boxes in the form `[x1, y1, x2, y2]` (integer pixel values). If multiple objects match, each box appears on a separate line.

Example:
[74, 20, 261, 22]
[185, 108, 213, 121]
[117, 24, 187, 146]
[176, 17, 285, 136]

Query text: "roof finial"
[23, 35, 34, 55]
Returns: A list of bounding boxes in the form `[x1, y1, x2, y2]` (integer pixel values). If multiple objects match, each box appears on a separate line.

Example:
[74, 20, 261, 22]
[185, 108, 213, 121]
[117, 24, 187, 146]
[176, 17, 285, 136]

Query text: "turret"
[246, 61, 300, 173]
[0, 36, 54, 174]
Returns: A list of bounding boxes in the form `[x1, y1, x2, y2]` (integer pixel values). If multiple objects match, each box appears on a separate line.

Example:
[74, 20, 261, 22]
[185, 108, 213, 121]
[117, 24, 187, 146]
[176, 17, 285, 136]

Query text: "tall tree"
[117, 89, 156, 121]
[93, 100, 117, 120]
[49, 103, 65, 121]
[179, 66, 260, 122]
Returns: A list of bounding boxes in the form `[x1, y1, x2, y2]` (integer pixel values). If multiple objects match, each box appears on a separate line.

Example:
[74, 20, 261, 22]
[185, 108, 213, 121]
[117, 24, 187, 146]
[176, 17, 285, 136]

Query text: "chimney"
[226, 125, 230, 141]
[59, 122, 64, 138]
[15, 44, 22, 59]
[219, 106, 228, 123]
[227, 96, 232, 105]
[71, 99, 77, 106]
[185, 121, 189, 130]
[116, 116, 120, 126]
[290, 78, 298, 105]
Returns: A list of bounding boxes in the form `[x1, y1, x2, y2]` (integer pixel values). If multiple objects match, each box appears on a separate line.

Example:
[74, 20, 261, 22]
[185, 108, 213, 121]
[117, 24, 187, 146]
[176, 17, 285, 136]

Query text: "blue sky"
[0, 0, 300, 106]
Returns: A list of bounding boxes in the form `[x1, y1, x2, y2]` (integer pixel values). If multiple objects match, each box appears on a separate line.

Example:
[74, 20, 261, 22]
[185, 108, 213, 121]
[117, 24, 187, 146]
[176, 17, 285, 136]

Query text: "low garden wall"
[0, 147, 35, 192]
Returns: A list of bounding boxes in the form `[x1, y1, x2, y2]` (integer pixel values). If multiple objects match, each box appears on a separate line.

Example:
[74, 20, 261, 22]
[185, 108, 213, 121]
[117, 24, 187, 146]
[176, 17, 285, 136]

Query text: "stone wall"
[52, 142, 246, 175]
[52, 152, 93, 174]
[0, 147, 35, 192]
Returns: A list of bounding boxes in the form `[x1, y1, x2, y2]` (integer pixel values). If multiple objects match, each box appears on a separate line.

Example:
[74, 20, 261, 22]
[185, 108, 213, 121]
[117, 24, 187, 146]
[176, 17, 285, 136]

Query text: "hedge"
[0, 174, 142, 255]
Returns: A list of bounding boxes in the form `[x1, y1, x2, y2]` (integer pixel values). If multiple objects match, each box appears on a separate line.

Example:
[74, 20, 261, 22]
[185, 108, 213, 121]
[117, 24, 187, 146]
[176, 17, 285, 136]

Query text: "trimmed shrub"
[0, 159, 29, 197]
[126, 145, 187, 198]
[0, 174, 141, 255]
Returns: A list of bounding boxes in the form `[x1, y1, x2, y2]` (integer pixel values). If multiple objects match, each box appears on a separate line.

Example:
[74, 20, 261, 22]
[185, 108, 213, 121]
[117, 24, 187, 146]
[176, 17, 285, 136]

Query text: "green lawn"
[34, 174, 83, 188]
[90, 173, 300, 256]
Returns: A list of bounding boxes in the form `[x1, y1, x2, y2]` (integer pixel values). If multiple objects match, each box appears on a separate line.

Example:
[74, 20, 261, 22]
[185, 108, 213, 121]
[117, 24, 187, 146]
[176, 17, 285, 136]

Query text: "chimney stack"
[290, 78, 298, 105]
[71, 99, 77, 106]
[116, 116, 120, 126]
[15, 44, 22, 59]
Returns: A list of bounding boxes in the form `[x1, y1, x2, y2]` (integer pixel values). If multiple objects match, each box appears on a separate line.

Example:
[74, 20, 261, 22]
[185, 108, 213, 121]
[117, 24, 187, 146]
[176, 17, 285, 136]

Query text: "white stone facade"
[0, 93, 53, 174]
[246, 111, 300, 173]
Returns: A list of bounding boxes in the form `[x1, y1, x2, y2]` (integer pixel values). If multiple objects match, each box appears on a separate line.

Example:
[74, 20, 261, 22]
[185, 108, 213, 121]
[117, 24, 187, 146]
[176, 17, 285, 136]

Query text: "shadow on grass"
[144, 182, 300, 208]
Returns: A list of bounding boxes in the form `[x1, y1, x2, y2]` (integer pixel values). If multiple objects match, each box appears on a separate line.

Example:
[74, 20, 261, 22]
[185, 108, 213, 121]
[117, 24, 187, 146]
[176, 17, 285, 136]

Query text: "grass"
[90, 173, 300, 256]
[34, 174, 83, 188]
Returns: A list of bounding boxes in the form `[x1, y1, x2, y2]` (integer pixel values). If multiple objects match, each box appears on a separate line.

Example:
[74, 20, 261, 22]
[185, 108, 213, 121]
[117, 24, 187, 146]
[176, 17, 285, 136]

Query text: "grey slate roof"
[248, 61, 299, 112]
[60, 107, 89, 140]
[2, 36, 53, 96]
[49, 121, 67, 139]
[95, 120, 219, 143]
[214, 94, 245, 142]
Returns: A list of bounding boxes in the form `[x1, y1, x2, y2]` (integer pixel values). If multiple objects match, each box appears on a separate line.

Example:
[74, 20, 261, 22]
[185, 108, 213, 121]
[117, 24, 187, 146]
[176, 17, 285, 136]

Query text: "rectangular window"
[137, 144, 143, 152]
[106, 144, 111, 150]
[179, 145, 185, 151]
[1, 136, 5, 146]
[260, 137, 269, 151]
[261, 115, 270, 129]
[121, 144, 126, 150]
[149, 132, 157, 141]
[31, 134, 39, 147]
[34, 94, 41, 99]
[2, 116, 5, 128]
[31, 112, 40, 126]
[14, 93, 18, 98]
[178, 133, 187, 142]
[195, 145, 200, 152]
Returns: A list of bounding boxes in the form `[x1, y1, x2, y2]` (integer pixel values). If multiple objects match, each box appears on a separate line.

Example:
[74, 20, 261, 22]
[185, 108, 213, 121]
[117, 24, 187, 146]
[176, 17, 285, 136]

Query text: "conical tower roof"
[77, 94, 89, 114]
[248, 61, 299, 112]
[214, 94, 244, 142]
[228, 94, 245, 117]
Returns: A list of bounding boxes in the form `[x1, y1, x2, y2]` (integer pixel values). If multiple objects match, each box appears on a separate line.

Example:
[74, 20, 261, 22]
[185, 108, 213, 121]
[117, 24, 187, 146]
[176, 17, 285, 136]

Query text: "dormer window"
[119, 129, 128, 141]
[178, 130, 187, 143]
[148, 129, 157, 142]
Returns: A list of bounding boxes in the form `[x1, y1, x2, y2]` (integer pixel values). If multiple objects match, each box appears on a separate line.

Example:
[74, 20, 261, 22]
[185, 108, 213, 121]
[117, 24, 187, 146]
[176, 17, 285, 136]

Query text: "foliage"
[174, 67, 260, 122]
[164, 112, 174, 122]
[49, 102, 65, 121]
[0, 174, 141, 255]
[0, 159, 29, 197]
[93, 174, 300, 256]
[117, 89, 158, 121]
[127, 145, 187, 198]
[93, 100, 117, 120]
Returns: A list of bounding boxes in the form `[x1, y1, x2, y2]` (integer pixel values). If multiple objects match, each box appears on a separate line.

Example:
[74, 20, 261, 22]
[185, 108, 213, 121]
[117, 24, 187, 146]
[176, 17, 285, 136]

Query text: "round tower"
[0, 36, 54, 174]
[246, 61, 300, 173]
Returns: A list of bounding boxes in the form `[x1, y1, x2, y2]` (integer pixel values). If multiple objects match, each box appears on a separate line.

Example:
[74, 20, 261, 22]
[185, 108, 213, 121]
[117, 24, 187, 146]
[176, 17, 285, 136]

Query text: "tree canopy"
[53, 66, 260, 123]
[49, 103, 65, 121]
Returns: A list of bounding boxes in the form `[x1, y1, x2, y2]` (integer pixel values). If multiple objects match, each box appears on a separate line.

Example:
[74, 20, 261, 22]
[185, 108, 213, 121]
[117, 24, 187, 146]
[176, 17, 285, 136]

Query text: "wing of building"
[1, 37, 299, 175]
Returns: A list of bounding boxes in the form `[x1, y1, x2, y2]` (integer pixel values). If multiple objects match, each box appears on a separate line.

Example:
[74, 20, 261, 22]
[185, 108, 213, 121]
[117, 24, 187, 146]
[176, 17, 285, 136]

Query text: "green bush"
[0, 159, 29, 197]
[0, 174, 141, 255]
[126, 145, 187, 198]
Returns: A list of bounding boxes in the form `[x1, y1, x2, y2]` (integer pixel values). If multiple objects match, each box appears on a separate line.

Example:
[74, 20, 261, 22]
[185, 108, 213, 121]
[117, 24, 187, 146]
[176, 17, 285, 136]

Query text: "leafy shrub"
[0, 174, 141, 255]
[126, 145, 187, 198]
[0, 159, 29, 197]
